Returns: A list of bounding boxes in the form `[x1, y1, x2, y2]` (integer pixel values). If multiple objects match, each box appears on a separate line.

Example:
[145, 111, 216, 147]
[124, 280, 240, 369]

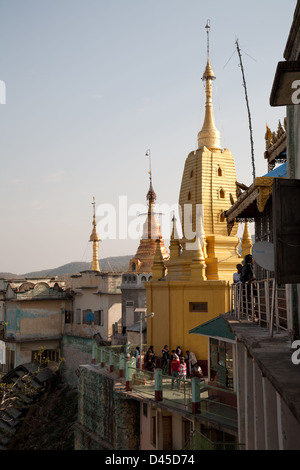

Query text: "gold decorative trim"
[256, 177, 273, 213]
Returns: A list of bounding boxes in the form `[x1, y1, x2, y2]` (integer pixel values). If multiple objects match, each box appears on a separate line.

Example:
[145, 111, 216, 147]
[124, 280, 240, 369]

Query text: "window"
[218, 166, 223, 177]
[94, 310, 103, 326]
[151, 416, 156, 447]
[183, 420, 193, 448]
[143, 403, 148, 417]
[83, 310, 93, 324]
[190, 170, 194, 178]
[65, 310, 72, 324]
[189, 302, 208, 313]
[219, 189, 225, 199]
[76, 309, 81, 324]
[219, 212, 225, 223]
[132, 263, 136, 272]
[209, 338, 234, 389]
[188, 192, 191, 201]
[126, 300, 134, 307]
[32, 349, 60, 364]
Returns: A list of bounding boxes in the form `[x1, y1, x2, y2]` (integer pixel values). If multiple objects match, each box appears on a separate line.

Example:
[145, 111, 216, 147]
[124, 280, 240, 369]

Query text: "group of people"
[134, 344, 204, 389]
[233, 254, 255, 285]
[162, 345, 203, 389]
[134, 345, 156, 371]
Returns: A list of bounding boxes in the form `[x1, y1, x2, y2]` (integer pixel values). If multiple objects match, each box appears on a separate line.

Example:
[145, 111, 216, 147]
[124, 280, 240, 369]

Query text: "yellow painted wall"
[146, 279, 230, 362]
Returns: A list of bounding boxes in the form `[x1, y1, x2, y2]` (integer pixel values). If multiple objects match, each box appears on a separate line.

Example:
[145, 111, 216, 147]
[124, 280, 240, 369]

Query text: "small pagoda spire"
[89, 197, 101, 272]
[145, 150, 160, 240]
[129, 154, 169, 273]
[197, 21, 221, 150]
[190, 234, 207, 281]
[152, 239, 167, 280]
[169, 213, 181, 259]
[241, 219, 252, 259]
[146, 149, 157, 204]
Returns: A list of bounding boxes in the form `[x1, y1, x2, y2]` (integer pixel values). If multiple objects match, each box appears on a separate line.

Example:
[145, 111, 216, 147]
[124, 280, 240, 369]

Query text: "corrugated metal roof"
[189, 315, 236, 341]
[264, 162, 287, 178]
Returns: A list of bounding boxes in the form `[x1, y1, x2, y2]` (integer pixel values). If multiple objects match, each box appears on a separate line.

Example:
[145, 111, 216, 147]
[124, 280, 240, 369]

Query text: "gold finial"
[145, 149, 156, 202]
[197, 21, 221, 150]
[89, 197, 101, 272]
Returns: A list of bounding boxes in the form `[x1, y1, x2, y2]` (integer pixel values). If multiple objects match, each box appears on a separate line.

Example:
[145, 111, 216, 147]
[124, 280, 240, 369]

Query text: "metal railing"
[183, 430, 244, 451]
[131, 367, 193, 407]
[93, 345, 238, 431]
[93, 343, 147, 369]
[231, 279, 289, 335]
[130, 366, 237, 428]
[13, 291, 68, 300]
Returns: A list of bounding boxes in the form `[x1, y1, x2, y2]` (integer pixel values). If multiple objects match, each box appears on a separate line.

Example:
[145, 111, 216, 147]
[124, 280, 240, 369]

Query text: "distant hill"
[0, 255, 133, 279]
[0, 236, 257, 280]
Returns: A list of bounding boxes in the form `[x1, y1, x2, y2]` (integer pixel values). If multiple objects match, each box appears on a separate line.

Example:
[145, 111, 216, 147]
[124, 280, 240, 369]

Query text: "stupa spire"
[169, 213, 181, 260]
[129, 153, 169, 273]
[89, 197, 101, 272]
[197, 20, 221, 150]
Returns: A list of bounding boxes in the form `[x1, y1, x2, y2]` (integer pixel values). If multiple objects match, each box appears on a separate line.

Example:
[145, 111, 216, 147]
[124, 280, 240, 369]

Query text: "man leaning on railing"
[241, 254, 257, 317]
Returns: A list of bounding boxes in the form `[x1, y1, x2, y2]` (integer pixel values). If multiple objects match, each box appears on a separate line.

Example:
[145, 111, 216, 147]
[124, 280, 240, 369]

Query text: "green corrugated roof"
[189, 315, 235, 341]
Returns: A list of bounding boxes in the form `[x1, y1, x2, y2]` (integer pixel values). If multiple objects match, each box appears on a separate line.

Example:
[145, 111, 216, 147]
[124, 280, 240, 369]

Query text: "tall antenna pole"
[206, 19, 211, 61]
[236, 39, 256, 181]
[145, 149, 152, 182]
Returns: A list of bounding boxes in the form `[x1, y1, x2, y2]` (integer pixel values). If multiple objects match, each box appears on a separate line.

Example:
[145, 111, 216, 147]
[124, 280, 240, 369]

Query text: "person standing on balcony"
[146, 345, 155, 363]
[233, 264, 243, 284]
[178, 357, 187, 390]
[192, 363, 204, 379]
[186, 350, 198, 376]
[145, 351, 155, 372]
[134, 346, 140, 367]
[185, 350, 190, 369]
[241, 254, 256, 315]
[170, 355, 180, 389]
[170, 349, 179, 360]
[241, 255, 255, 283]
[161, 345, 169, 374]
[176, 346, 183, 359]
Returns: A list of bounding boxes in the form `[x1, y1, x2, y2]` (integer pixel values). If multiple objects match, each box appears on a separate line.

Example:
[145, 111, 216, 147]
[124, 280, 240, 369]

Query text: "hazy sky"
[0, 0, 296, 274]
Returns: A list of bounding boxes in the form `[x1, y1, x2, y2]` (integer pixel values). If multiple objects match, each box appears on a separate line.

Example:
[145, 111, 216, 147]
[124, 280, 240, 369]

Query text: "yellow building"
[146, 25, 251, 364]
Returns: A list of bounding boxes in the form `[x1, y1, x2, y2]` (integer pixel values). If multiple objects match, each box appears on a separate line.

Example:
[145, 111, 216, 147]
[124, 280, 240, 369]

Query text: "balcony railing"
[93, 344, 238, 431]
[12, 291, 68, 301]
[183, 430, 245, 451]
[230, 279, 289, 335]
